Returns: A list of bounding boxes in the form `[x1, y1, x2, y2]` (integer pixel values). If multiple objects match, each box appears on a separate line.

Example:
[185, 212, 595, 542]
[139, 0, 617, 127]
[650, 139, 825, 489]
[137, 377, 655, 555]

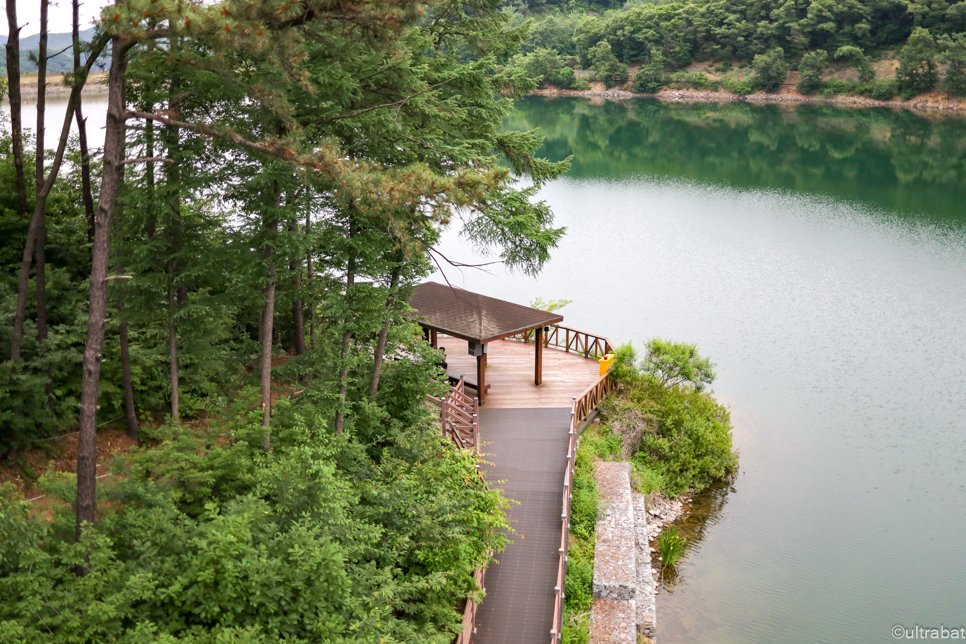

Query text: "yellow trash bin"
[599, 353, 615, 376]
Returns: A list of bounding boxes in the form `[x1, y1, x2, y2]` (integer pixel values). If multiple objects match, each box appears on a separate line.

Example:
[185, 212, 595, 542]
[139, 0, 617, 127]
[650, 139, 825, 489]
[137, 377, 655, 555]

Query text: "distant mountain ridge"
[1, 28, 110, 74]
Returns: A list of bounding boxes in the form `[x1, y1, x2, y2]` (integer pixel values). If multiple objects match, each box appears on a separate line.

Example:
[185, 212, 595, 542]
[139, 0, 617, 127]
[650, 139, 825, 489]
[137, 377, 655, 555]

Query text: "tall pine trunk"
[34, 0, 50, 395]
[306, 212, 314, 350]
[163, 73, 183, 422]
[4, 0, 27, 218]
[334, 218, 357, 435]
[259, 184, 281, 446]
[10, 26, 107, 363]
[289, 221, 306, 356]
[73, 0, 96, 244]
[77, 37, 130, 541]
[369, 261, 402, 401]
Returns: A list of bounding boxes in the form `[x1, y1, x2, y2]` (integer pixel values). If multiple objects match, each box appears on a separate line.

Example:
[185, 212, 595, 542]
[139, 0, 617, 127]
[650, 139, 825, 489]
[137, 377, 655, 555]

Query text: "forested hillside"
[1, 0, 564, 640]
[503, 0, 966, 98]
[0, 29, 109, 73]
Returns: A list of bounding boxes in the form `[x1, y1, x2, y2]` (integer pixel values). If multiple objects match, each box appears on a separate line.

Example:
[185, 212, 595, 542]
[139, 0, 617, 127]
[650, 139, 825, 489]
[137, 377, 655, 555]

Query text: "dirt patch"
[1, 426, 139, 501]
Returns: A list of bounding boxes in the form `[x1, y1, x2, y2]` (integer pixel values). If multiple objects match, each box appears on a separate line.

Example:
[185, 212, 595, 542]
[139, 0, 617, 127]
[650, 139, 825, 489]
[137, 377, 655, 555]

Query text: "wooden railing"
[425, 377, 480, 453]
[550, 370, 616, 644]
[426, 379, 485, 644]
[507, 324, 613, 360]
[550, 399, 579, 644]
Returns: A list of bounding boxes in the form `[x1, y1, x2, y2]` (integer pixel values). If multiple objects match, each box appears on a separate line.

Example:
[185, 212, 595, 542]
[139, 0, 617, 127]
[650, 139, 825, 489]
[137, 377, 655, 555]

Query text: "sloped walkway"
[473, 407, 572, 644]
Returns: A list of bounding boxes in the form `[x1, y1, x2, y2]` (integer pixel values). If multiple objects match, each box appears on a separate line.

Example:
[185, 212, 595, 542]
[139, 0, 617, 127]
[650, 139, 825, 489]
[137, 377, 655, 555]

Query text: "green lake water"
[434, 97, 966, 643]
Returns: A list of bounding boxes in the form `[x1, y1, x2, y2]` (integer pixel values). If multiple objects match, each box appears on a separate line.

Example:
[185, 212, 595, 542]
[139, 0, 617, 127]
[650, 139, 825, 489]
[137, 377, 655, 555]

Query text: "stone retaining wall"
[591, 462, 657, 643]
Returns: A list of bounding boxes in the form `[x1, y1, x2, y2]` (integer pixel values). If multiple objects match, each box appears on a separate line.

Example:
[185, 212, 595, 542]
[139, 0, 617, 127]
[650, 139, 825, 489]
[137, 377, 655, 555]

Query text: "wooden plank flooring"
[472, 407, 572, 644]
[439, 336, 601, 408]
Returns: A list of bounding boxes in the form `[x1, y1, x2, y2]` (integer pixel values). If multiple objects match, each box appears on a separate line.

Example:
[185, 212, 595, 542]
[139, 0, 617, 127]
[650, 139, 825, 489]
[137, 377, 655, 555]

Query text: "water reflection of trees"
[508, 97, 966, 224]
[658, 480, 733, 593]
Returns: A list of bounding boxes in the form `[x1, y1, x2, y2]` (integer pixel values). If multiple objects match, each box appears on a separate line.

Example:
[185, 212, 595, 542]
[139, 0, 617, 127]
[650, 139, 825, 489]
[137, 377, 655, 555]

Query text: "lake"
[1, 94, 109, 150]
[434, 97, 966, 643]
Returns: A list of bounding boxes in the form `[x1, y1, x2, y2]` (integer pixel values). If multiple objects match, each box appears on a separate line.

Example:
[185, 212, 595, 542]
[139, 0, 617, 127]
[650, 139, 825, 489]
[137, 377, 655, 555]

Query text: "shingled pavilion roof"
[411, 282, 563, 343]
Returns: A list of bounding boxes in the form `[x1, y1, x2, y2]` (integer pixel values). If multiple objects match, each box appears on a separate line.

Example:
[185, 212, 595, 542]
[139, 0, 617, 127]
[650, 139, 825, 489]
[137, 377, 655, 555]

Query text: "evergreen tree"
[939, 33, 966, 96]
[798, 49, 828, 94]
[752, 47, 789, 92]
[896, 27, 939, 95]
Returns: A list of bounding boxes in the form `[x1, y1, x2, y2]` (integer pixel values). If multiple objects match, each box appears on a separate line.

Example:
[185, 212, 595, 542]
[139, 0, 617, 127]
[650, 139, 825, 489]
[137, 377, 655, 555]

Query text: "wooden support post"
[430, 329, 438, 349]
[476, 351, 487, 405]
[535, 326, 544, 386]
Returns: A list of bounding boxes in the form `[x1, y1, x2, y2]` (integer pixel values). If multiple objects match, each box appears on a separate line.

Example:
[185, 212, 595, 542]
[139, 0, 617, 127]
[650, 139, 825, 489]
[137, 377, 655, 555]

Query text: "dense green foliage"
[560, 423, 614, 644]
[604, 341, 738, 497]
[504, 0, 966, 97]
[0, 402, 509, 643]
[1, 0, 568, 638]
[752, 47, 790, 92]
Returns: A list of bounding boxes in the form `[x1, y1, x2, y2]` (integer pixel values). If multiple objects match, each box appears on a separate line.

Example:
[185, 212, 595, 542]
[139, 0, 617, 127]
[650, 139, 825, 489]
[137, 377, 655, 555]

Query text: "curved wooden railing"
[507, 324, 614, 360]
[426, 379, 485, 643]
[550, 370, 616, 644]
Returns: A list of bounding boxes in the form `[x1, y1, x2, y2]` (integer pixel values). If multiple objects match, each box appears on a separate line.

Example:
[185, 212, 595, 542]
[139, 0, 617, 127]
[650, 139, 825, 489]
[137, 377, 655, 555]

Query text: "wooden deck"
[439, 336, 601, 408]
[472, 408, 572, 644]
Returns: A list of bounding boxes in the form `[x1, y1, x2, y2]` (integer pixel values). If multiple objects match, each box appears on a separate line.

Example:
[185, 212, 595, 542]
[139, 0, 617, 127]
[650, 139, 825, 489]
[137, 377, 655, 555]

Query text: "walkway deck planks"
[473, 407, 573, 644]
[439, 336, 601, 409]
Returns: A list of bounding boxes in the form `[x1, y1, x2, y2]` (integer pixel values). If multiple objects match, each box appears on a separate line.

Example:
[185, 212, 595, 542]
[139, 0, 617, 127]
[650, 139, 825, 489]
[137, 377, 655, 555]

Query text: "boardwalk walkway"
[473, 407, 572, 644]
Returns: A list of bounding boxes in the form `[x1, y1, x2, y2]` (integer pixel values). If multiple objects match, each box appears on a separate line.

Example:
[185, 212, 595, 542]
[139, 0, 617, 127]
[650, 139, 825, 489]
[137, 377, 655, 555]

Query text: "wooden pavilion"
[410, 282, 564, 404]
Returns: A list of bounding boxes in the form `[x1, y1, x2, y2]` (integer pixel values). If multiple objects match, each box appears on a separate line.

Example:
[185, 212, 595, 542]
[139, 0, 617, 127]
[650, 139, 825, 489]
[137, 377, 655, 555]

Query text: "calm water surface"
[434, 97, 966, 643]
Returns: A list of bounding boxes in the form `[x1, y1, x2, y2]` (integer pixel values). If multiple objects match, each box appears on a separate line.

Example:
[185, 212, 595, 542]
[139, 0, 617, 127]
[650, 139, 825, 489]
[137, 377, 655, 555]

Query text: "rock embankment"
[591, 462, 657, 643]
[533, 84, 966, 114]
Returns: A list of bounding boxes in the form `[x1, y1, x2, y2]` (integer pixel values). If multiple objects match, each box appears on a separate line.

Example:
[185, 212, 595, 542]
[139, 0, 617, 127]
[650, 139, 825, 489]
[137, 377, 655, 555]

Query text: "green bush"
[940, 34, 966, 96]
[834, 45, 876, 84]
[635, 380, 738, 495]
[798, 50, 828, 95]
[897, 27, 939, 97]
[820, 78, 856, 96]
[588, 41, 629, 88]
[752, 47, 789, 92]
[668, 71, 718, 91]
[507, 47, 580, 90]
[603, 341, 738, 497]
[722, 75, 755, 95]
[633, 59, 668, 93]
[0, 407, 509, 643]
[642, 338, 716, 392]
[857, 78, 898, 100]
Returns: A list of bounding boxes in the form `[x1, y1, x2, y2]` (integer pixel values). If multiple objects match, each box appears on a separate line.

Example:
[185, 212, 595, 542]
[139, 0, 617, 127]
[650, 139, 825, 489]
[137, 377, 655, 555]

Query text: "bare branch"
[122, 156, 176, 165]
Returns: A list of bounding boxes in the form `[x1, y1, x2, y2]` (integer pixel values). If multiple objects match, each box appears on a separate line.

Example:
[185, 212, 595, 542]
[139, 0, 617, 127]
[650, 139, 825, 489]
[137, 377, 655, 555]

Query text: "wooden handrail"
[506, 324, 614, 360]
[427, 381, 485, 643]
[550, 371, 615, 644]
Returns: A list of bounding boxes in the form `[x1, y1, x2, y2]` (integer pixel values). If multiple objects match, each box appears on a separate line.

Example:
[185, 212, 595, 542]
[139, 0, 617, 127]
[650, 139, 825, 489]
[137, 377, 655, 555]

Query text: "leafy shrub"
[752, 47, 789, 92]
[635, 380, 738, 495]
[857, 79, 898, 100]
[820, 78, 856, 96]
[897, 27, 939, 97]
[723, 74, 755, 95]
[642, 338, 716, 391]
[798, 50, 828, 95]
[940, 34, 966, 96]
[0, 407, 508, 643]
[835, 45, 875, 84]
[507, 47, 581, 90]
[669, 71, 718, 91]
[588, 41, 629, 88]
[633, 59, 668, 93]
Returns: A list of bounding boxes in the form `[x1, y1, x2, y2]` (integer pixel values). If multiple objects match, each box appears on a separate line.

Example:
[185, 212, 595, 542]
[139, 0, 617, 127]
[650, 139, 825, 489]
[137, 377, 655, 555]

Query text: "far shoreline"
[3, 72, 110, 103]
[532, 84, 966, 115]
